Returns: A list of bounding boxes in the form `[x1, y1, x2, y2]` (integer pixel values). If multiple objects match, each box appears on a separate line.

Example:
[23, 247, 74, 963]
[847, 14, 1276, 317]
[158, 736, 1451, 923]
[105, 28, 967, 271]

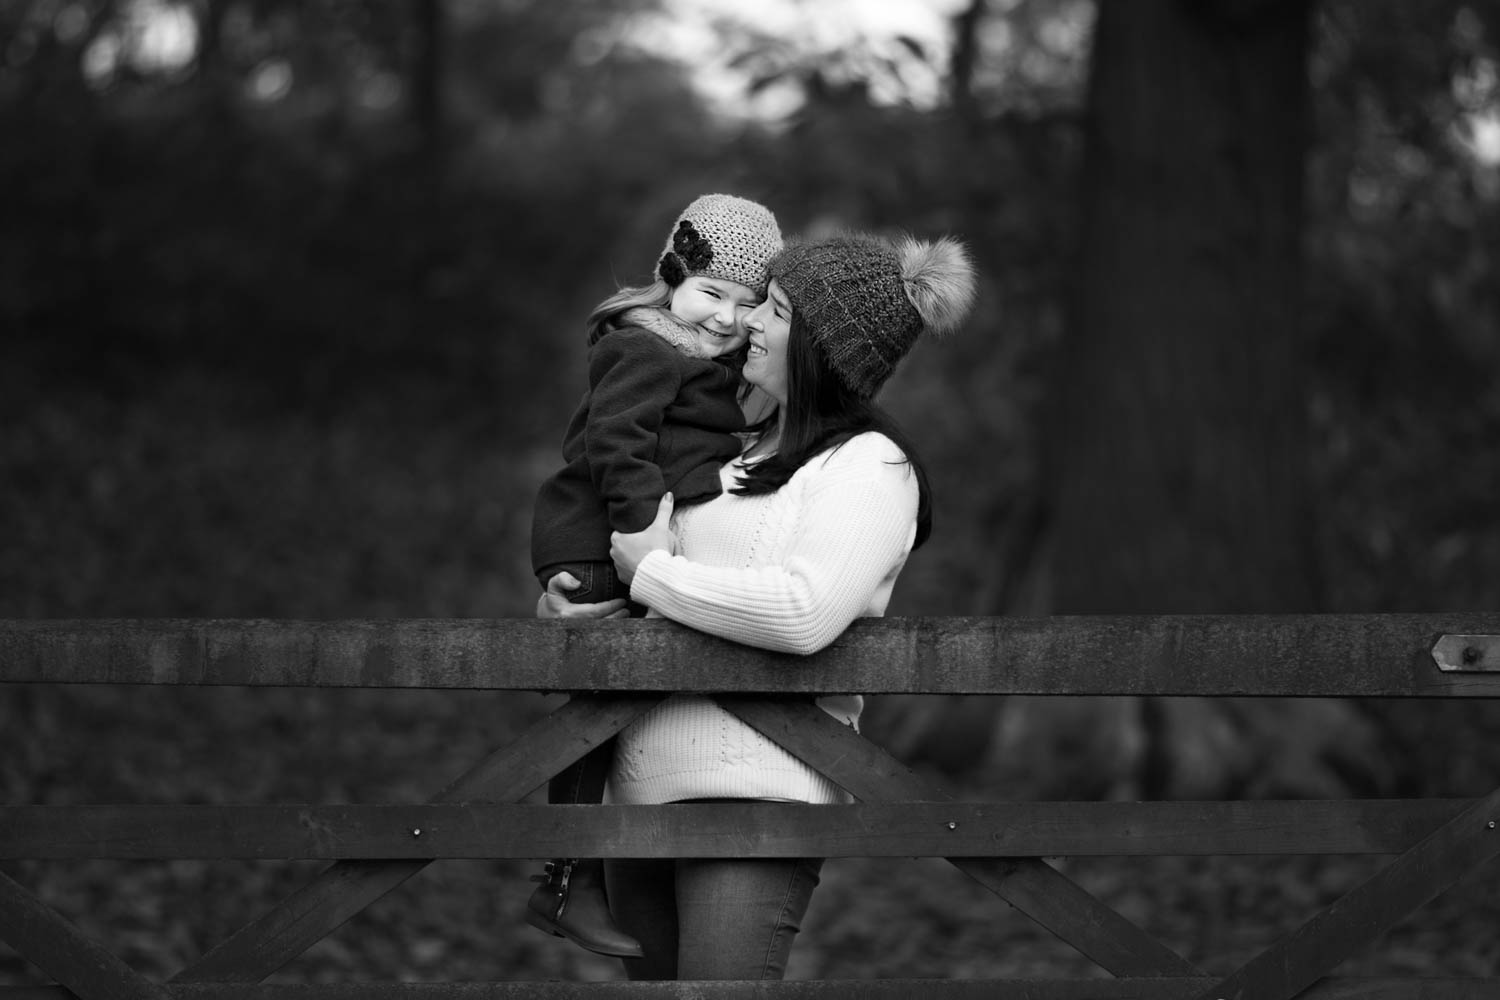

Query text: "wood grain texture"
[1, 800, 1471, 860]
[6, 614, 1500, 695]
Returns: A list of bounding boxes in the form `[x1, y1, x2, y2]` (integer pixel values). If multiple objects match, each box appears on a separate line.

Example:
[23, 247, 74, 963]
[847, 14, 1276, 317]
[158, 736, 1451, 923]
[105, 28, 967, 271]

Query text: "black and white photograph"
[3, 0, 1500, 993]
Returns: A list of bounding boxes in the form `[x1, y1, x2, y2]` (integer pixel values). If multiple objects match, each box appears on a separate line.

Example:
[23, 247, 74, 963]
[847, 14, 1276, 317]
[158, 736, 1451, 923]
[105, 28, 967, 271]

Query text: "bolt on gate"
[2, 614, 1499, 999]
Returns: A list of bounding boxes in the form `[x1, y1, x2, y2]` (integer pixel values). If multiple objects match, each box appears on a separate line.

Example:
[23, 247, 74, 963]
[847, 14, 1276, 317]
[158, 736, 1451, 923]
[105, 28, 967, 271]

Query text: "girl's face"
[668, 276, 758, 358]
[742, 278, 793, 405]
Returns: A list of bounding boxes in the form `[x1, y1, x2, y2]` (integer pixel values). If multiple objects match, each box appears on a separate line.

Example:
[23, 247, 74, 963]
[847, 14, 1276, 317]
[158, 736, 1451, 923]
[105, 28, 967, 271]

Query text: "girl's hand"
[610, 493, 676, 585]
[536, 571, 630, 620]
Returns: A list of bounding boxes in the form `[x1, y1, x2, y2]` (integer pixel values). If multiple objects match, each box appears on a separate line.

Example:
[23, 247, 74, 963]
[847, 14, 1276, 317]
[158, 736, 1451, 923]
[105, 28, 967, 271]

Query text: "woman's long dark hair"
[732, 311, 934, 549]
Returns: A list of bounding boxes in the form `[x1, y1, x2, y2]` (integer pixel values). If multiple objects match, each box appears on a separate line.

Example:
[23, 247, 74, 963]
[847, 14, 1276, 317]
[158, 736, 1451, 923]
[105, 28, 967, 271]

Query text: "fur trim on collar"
[618, 306, 709, 359]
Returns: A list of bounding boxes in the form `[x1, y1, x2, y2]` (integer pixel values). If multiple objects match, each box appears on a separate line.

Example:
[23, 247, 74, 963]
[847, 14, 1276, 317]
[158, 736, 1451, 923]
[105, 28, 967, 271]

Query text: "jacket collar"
[618, 306, 709, 359]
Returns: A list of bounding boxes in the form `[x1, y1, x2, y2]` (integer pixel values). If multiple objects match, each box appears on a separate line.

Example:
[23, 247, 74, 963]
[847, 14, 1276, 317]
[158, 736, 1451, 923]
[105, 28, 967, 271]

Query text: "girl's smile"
[669, 276, 759, 358]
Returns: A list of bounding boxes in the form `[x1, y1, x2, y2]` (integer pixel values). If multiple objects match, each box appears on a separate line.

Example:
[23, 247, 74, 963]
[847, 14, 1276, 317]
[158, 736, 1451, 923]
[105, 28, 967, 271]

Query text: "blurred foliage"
[1308, 0, 1500, 614]
[3, 0, 1500, 984]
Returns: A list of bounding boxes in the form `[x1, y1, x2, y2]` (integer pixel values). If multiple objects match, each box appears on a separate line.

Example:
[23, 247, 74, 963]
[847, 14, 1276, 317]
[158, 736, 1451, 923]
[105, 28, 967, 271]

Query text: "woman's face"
[742, 278, 793, 405]
[668, 276, 758, 358]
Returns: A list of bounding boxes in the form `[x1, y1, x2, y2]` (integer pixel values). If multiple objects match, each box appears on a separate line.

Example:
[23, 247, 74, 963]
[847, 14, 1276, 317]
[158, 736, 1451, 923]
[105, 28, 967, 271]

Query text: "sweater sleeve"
[627, 433, 920, 655]
[585, 331, 681, 533]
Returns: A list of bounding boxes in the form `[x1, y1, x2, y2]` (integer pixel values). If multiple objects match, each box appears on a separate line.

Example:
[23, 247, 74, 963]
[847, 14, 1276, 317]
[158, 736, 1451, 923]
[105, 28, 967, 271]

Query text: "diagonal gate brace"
[714, 696, 1202, 979]
[0, 868, 170, 1000]
[171, 693, 664, 983]
[1194, 783, 1500, 1000]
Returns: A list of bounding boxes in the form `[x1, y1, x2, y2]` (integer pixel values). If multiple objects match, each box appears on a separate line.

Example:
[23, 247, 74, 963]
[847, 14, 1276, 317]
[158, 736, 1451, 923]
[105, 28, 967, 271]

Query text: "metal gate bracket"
[1432, 634, 1500, 672]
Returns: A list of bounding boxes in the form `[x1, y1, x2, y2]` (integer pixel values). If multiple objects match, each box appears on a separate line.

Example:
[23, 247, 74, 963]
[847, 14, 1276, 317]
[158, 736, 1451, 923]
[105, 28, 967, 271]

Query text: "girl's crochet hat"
[767, 233, 977, 399]
[657, 194, 783, 296]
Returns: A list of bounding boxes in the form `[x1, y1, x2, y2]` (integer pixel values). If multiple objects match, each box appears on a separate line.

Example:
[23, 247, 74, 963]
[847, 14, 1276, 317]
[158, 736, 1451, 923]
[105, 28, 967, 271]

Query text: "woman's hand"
[536, 571, 630, 620]
[610, 493, 676, 585]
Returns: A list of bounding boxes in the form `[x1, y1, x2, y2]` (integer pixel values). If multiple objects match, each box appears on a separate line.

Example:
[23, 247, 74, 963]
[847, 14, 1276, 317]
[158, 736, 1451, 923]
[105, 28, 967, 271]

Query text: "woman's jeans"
[604, 855, 824, 980]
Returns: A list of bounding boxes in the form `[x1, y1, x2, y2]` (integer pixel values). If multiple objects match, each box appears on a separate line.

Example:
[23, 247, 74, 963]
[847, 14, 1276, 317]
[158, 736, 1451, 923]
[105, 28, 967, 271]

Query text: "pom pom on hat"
[768, 231, 977, 398]
[899, 235, 976, 338]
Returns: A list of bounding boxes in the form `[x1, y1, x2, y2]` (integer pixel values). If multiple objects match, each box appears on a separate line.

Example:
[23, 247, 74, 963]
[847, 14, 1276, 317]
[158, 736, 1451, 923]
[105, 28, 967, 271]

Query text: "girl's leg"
[537, 560, 646, 616]
[526, 738, 642, 957]
[524, 592, 642, 959]
[547, 736, 614, 805]
[526, 562, 643, 956]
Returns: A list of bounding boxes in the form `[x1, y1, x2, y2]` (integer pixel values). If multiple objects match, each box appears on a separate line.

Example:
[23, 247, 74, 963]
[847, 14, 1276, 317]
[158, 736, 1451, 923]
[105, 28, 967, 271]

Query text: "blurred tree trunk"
[1045, 0, 1317, 616]
[196, 0, 228, 77]
[194, 0, 236, 110]
[950, 0, 987, 129]
[1036, 0, 1320, 798]
[411, 0, 445, 158]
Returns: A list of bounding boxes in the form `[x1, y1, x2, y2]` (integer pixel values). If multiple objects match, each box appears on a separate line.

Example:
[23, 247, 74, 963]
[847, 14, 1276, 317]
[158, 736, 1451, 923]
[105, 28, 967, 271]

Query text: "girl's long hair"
[585, 280, 674, 345]
[584, 278, 749, 374]
[732, 311, 934, 549]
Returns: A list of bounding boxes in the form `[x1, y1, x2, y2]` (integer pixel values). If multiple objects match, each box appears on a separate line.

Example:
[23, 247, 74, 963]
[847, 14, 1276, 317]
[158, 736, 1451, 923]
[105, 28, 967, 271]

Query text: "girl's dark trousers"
[526, 560, 646, 958]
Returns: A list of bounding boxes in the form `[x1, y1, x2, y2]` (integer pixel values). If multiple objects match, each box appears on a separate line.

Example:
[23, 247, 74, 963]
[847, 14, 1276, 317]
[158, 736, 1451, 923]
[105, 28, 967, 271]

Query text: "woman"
[538, 231, 976, 980]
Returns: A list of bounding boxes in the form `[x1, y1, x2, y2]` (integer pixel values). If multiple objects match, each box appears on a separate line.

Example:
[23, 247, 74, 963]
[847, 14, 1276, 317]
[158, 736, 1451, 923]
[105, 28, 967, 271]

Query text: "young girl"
[527, 193, 783, 958]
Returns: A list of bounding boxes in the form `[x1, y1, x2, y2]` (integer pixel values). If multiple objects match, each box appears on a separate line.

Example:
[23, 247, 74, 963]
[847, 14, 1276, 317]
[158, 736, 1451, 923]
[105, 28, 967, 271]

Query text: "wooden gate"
[2, 614, 1499, 998]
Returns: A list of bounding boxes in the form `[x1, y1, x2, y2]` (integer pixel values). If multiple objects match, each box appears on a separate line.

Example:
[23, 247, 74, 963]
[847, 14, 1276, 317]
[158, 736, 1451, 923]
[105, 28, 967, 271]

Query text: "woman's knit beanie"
[657, 194, 783, 297]
[767, 233, 977, 399]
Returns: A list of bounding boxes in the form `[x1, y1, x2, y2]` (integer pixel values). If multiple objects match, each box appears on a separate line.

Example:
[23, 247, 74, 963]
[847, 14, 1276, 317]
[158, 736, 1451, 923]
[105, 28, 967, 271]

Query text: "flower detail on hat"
[672, 219, 714, 271]
[658, 251, 687, 286]
[654, 194, 782, 294]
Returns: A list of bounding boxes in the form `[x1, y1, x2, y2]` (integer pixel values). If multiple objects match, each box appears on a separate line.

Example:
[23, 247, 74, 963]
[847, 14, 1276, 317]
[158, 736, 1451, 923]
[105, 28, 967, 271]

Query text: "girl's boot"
[525, 858, 644, 958]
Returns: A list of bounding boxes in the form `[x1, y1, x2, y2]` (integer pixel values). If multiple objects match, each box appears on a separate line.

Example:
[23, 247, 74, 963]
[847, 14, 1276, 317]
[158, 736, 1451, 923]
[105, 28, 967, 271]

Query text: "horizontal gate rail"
[5, 615, 1500, 696]
[2, 615, 1498, 998]
[0, 800, 1477, 859]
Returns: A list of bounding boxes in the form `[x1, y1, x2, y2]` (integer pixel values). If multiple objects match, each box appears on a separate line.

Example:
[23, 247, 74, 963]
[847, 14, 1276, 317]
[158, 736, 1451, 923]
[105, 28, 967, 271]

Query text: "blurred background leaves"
[3, 0, 1500, 984]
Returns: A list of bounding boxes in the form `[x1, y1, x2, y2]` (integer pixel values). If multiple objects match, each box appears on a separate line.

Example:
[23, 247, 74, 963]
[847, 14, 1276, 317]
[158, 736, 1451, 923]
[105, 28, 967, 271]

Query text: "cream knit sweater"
[609, 431, 921, 805]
